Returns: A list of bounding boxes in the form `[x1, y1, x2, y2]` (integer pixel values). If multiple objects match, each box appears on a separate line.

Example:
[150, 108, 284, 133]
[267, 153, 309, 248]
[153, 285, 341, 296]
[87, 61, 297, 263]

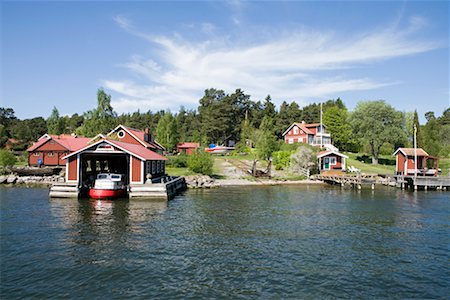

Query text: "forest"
[1, 88, 449, 163]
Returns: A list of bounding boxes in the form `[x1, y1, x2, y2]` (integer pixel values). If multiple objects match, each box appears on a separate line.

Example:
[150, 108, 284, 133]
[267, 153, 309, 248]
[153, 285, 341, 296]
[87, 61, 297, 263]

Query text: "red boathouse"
[62, 139, 167, 186]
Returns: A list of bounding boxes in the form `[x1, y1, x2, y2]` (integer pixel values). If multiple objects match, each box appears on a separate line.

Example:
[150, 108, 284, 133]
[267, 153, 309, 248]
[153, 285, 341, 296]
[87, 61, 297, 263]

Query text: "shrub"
[289, 145, 318, 174]
[187, 151, 214, 175]
[272, 150, 292, 170]
[167, 155, 188, 168]
[0, 149, 17, 168]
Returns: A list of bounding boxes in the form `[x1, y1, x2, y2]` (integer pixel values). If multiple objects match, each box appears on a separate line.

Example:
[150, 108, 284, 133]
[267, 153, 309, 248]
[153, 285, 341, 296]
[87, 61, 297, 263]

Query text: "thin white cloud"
[106, 16, 441, 114]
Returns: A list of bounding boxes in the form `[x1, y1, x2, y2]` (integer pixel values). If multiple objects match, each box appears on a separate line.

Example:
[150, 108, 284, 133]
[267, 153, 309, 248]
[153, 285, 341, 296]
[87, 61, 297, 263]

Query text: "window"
[48, 152, 54, 157]
[293, 126, 299, 135]
[330, 157, 336, 165]
[117, 130, 125, 139]
[33, 152, 39, 156]
[288, 138, 294, 144]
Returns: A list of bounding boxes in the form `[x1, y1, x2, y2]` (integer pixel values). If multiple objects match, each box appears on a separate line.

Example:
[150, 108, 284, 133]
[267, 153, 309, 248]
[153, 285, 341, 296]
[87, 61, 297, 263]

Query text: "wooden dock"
[313, 173, 377, 189]
[389, 175, 450, 190]
[49, 176, 186, 199]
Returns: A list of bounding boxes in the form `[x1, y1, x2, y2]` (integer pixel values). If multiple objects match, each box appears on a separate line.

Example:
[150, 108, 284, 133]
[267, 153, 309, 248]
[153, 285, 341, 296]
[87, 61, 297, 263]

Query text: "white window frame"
[33, 152, 40, 156]
[293, 126, 299, 135]
[288, 138, 294, 144]
[330, 157, 336, 165]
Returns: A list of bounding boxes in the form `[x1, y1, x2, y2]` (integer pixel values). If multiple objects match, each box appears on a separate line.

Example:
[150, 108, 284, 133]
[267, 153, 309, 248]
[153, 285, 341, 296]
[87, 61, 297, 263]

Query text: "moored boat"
[204, 145, 235, 154]
[89, 173, 127, 199]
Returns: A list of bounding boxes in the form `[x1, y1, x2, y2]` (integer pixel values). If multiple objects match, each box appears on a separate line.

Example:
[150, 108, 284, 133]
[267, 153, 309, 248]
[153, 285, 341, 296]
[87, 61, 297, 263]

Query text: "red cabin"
[393, 148, 439, 176]
[317, 150, 348, 173]
[177, 142, 200, 155]
[282, 121, 331, 146]
[27, 134, 90, 167]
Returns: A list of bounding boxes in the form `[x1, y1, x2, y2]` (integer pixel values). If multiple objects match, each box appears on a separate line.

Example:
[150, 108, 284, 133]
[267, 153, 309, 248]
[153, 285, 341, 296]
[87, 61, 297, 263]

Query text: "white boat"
[89, 173, 127, 199]
[204, 146, 235, 154]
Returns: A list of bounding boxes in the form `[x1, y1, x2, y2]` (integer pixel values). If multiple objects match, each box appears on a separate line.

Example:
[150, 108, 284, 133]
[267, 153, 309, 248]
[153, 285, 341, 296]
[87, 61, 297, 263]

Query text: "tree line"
[1, 88, 449, 164]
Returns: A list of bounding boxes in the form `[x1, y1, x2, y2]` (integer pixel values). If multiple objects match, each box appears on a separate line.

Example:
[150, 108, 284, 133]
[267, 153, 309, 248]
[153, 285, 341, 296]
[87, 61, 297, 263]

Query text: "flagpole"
[414, 124, 417, 178]
[320, 102, 323, 148]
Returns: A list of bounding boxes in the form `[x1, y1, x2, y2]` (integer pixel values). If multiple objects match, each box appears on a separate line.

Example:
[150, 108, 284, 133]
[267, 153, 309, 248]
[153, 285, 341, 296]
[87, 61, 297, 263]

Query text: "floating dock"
[49, 176, 186, 199]
[314, 173, 450, 191]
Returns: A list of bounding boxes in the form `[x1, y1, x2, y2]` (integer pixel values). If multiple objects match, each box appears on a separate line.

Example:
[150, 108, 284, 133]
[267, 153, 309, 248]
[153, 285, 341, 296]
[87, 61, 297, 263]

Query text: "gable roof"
[282, 122, 314, 136]
[317, 150, 349, 159]
[62, 138, 167, 161]
[27, 135, 90, 152]
[393, 148, 429, 157]
[108, 124, 165, 151]
[177, 142, 200, 149]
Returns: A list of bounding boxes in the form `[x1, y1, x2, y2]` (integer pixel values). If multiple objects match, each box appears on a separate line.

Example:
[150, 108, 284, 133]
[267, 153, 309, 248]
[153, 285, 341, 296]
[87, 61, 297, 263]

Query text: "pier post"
[371, 184, 375, 190]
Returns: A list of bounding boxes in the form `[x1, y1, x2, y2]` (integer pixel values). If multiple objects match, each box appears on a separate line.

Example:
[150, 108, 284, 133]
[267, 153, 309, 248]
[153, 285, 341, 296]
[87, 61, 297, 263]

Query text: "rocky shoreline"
[0, 173, 323, 189]
[0, 174, 65, 186]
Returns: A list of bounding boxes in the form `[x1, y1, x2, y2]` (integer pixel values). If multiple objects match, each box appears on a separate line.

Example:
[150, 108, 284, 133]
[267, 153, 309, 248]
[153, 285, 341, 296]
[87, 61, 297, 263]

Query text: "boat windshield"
[98, 174, 109, 179]
[111, 175, 121, 180]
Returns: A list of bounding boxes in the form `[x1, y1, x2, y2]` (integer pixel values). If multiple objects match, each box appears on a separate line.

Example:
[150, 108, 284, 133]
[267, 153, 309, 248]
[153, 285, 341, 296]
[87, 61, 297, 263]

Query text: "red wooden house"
[282, 121, 331, 146]
[27, 134, 90, 167]
[393, 148, 439, 176]
[177, 142, 200, 155]
[317, 150, 348, 173]
[107, 125, 165, 154]
[62, 139, 167, 186]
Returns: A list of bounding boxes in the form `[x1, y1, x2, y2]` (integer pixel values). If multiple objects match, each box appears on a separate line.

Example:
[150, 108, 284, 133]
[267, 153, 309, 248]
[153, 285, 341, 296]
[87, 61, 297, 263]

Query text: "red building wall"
[68, 156, 78, 181]
[284, 125, 309, 144]
[131, 156, 142, 183]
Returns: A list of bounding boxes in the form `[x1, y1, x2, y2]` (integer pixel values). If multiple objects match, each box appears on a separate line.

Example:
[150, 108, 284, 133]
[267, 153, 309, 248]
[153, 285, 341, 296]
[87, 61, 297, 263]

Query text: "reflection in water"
[2, 186, 449, 299]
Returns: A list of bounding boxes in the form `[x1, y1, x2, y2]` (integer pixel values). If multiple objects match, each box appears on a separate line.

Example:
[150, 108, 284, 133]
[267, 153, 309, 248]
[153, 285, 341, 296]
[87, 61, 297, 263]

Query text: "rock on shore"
[185, 175, 216, 188]
[0, 174, 65, 186]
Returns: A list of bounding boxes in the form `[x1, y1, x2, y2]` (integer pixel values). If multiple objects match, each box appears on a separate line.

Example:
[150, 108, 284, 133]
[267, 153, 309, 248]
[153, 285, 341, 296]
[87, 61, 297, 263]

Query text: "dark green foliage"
[422, 108, 450, 157]
[187, 151, 214, 175]
[255, 116, 278, 160]
[47, 106, 64, 135]
[77, 88, 117, 136]
[167, 155, 188, 168]
[0, 149, 17, 168]
[323, 106, 358, 152]
[156, 112, 179, 152]
[350, 100, 406, 164]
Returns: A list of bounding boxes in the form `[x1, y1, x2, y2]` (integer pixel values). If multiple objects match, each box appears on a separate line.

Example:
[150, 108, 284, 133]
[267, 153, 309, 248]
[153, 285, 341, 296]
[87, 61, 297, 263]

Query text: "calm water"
[1, 186, 449, 299]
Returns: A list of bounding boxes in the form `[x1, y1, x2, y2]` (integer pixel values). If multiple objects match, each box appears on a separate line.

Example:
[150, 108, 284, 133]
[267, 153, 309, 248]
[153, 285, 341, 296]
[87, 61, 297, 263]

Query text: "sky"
[1, 0, 449, 123]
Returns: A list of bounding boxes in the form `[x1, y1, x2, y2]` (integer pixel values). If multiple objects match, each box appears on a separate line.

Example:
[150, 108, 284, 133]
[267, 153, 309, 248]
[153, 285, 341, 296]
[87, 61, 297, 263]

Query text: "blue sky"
[1, 1, 449, 123]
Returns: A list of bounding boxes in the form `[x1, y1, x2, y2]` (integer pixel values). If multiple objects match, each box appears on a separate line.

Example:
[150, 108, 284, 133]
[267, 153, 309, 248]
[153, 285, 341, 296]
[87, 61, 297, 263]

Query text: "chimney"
[301, 120, 305, 124]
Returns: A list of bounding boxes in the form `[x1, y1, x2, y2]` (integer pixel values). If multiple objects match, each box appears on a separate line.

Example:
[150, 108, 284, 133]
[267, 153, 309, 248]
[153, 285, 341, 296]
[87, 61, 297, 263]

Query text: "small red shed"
[177, 142, 200, 155]
[393, 148, 439, 176]
[317, 150, 348, 173]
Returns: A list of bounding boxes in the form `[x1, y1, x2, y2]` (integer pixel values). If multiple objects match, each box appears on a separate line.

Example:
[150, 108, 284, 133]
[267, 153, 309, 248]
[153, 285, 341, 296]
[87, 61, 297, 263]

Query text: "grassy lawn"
[343, 152, 395, 175]
[165, 167, 194, 176]
[438, 158, 450, 176]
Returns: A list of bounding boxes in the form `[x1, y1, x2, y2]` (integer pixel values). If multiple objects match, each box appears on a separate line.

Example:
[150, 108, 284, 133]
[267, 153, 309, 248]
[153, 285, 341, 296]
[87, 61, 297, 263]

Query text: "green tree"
[323, 106, 356, 151]
[77, 89, 116, 136]
[187, 151, 214, 175]
[350, 100, 406, 164]
[156, 112, 179, 151]
[47, 106, 64, 135]
[255, 116, 278, 160]
[0, 149, 17, 169]
[413, 110, 424, 148]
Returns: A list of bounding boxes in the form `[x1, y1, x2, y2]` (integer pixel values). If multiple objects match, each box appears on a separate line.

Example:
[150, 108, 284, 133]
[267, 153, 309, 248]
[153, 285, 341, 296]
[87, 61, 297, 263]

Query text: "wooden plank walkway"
[313, 174, 376, 189]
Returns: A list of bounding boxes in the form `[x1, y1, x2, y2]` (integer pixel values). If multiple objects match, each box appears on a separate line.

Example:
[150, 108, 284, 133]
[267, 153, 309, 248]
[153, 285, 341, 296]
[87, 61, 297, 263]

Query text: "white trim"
[404, 158, 407, 176]
[62, 139, 151, 161]
[128, 156, 133, 184]
[107, 125, 149, 148]
[317, 151, 348, 159]
[38, 133, 52, 141]
[76, 153, 80, 183]
[65, 158, 69, 182]
[140, 160, 145, 184]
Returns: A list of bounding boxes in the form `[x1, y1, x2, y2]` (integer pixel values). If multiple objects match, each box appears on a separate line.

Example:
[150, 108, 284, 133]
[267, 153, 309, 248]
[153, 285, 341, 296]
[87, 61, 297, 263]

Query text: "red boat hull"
[89, 188, 126, 199]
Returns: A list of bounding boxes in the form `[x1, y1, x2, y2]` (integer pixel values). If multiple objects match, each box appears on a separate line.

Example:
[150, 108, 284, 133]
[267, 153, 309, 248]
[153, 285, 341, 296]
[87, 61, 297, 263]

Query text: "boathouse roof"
[393, 148, 429, 157]
[61, 138, 167, 161]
